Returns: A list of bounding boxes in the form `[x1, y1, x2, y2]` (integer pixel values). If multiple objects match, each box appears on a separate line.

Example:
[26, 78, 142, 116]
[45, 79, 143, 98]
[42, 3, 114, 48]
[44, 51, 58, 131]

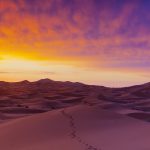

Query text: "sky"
[0, 0, 150, 87]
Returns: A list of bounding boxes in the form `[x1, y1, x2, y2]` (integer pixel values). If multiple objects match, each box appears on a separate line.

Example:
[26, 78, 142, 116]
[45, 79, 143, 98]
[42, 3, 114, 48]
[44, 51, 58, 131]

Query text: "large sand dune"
[0, 79, 150, 149]
[0, 105, 150, 150]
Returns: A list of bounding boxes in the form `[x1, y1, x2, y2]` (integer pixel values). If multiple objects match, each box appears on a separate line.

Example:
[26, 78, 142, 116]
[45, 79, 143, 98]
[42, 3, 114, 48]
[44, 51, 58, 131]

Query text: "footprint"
[61, 109, 102, 150]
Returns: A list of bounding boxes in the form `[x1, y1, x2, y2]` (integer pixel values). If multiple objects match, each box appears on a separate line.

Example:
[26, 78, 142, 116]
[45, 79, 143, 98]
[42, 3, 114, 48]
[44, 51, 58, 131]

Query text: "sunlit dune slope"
[0, 105, 150, 150]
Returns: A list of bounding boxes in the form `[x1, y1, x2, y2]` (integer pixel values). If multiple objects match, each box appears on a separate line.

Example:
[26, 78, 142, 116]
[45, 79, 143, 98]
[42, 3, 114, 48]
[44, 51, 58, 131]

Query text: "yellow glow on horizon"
[0, 56, 149, 87]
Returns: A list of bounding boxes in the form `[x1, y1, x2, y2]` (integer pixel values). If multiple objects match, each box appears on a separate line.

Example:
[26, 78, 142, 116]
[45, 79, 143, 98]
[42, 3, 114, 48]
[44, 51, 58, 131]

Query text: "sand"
[0, 79, 150, 149]
[0, 105, 150, 150]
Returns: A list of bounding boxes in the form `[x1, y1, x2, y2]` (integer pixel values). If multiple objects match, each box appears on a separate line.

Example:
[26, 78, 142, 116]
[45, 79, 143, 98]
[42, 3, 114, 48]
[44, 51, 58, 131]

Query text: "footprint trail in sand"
[61, 109, 102, 150]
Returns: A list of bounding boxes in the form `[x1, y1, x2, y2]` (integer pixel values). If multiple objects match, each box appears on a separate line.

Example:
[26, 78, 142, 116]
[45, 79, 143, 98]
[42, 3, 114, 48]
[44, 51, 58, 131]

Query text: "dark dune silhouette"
[0, 79, 150, 122]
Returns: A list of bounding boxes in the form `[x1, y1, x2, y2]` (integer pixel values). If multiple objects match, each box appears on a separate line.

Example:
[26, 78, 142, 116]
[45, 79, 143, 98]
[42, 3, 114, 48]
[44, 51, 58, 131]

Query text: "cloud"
[0, 71, 56, 75]
[0, 0, 150, 71]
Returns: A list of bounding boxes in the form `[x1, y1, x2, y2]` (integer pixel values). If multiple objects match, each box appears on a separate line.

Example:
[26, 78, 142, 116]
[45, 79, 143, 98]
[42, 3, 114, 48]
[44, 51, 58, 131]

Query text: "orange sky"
[0, 0, 150, 87]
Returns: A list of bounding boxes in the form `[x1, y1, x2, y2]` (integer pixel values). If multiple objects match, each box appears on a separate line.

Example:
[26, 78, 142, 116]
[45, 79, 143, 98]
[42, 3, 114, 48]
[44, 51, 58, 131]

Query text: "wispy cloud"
[0, 0, 150, 71]
[0, 71, 56, 75]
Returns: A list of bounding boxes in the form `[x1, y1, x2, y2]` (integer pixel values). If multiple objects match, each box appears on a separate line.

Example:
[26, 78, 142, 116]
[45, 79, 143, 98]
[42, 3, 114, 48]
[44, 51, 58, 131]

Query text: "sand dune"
[0, 105, 150, 150]
[0, 79, 150, 123]
[0, 79, 150, 149]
